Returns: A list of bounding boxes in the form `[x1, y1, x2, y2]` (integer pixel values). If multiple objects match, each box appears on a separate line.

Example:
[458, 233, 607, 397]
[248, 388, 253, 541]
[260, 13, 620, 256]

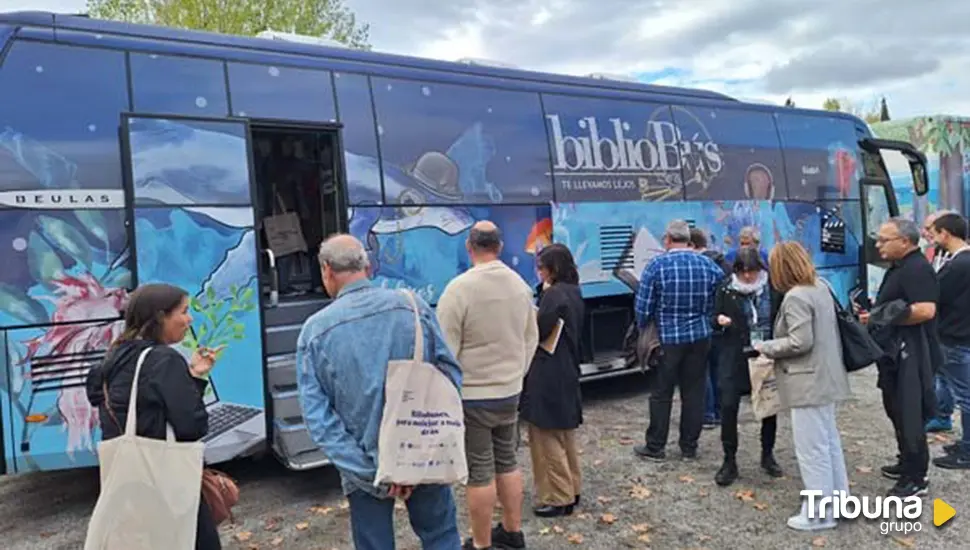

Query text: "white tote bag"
[84, 347, 206, 550]
[374, 290, 468, 487]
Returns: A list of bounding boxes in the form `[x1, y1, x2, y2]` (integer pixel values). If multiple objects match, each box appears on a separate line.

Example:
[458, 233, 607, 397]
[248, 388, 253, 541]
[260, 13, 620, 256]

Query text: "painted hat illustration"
[406, 151, 463, 201]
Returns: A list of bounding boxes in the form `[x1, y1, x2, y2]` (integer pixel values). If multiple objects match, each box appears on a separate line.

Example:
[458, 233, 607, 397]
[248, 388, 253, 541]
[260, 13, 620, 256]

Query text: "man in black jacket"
[860, 217, 943, 497]
[929, 212, 970, 469]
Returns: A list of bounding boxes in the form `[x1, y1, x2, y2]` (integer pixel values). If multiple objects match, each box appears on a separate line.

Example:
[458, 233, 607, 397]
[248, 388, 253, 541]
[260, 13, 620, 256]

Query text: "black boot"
[761, 451, 783, 478]
[715, 457, 739, 486]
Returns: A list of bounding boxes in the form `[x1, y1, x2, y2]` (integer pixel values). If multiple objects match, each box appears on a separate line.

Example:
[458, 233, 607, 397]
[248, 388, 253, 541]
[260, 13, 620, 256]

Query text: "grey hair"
[665, 219, 691, 243]
[317, 235, 370, 273]
[887, 217, 921, 246]
[739, 226, 761, 243]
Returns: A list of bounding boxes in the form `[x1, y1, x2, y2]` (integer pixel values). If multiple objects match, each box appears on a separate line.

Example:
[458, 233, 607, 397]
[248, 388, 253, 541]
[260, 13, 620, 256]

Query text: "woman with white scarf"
[711, 247, 783, 486]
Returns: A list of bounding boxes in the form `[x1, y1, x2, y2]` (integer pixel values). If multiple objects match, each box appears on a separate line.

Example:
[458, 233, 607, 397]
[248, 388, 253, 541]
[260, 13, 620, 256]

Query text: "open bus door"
[856, 134, 930, 301]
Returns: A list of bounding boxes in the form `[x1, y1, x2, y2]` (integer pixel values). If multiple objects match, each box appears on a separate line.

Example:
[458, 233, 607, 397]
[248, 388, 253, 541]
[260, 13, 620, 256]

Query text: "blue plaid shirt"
[635, 249, 726, 345]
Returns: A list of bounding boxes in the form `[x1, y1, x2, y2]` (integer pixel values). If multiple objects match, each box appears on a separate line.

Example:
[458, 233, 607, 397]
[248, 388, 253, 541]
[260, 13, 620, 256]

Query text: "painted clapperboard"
[820, 208, 847, 254]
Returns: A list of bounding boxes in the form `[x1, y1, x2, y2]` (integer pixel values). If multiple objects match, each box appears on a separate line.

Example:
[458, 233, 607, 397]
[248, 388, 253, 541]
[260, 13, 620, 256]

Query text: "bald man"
[437, 220, 538, 550]
[296, 233, 463, 549]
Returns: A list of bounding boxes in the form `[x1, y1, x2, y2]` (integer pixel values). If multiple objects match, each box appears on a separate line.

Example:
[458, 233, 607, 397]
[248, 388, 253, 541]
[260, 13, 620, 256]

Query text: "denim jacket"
[296, 278, 463, 498]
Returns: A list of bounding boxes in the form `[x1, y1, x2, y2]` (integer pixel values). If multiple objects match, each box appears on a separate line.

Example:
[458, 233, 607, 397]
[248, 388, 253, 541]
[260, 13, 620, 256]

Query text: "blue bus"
[0, 11, 928, 475]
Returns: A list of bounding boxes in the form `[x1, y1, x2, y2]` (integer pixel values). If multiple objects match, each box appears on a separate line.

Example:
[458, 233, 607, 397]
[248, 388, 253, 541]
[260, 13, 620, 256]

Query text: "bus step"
[267, 355, 297, 391]
[273, 419, 319, 457]
[271, 386, 302, 421]
[263, 297, 331, 327]
[272, 443, 331, 471]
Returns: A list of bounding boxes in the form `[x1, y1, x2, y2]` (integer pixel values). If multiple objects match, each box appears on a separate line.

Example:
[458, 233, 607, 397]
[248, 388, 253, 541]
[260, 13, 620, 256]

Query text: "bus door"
[855, 129, 930, 300]
[120, 113, 268, 466]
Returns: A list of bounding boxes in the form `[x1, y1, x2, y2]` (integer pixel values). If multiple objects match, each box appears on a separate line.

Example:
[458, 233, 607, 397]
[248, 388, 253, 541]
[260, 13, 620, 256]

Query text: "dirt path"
[0, 368, 965, 549]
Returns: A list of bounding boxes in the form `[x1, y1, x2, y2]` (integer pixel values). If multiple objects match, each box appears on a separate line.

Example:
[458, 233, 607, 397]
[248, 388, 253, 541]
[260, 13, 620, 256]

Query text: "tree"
[821, 97, 882, 124]
[784, 97, 795, 108]
[879, 97, 891, 122]
[87, 0, 371, 49]
[822, 97, 841, 111]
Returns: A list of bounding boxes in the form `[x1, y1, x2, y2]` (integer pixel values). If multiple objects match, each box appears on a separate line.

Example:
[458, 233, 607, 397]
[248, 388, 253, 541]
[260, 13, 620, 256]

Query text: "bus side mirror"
[906, 156, 929, 196]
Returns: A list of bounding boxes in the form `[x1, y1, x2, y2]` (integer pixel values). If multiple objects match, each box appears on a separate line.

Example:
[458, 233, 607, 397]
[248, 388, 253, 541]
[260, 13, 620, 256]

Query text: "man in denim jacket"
[297, 234, 463, 549]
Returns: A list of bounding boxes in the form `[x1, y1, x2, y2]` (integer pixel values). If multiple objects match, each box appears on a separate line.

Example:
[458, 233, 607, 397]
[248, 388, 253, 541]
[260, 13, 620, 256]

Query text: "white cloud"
[5, 0, 968, 118]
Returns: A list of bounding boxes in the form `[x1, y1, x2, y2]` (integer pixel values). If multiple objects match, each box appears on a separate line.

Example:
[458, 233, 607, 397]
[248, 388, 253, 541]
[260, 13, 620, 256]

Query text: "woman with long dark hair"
[86, 283, 223, 549]
[519, 244, 585, 518]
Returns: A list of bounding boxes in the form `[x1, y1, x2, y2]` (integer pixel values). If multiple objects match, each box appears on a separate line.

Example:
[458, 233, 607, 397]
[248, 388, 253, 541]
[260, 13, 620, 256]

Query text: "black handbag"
[828, 289, 883, 372]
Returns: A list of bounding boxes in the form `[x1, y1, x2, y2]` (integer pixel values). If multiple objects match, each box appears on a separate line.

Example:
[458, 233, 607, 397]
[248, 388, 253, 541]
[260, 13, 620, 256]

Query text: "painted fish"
[19, 274, 128, 460]
[525, 218, 553, 255]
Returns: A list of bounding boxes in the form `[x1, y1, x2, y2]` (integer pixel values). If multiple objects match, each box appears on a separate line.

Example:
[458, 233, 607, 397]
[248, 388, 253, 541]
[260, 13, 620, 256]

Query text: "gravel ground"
[0, 367, 966, 549]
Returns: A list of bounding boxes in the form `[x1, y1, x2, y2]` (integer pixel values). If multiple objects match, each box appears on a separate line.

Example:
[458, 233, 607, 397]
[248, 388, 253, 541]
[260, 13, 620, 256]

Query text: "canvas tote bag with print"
[748, 355, 782, 420]
[84, 347, 206, 550]
[374, 290, 468, 487]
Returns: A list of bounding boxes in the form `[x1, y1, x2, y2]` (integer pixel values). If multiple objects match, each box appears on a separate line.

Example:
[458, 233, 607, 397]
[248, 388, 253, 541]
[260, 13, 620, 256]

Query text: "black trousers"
[880, 367, 930, 482]
[197, 495, 222, 550]
[718, 351, 777, 459]
[646, 339, 711, 454]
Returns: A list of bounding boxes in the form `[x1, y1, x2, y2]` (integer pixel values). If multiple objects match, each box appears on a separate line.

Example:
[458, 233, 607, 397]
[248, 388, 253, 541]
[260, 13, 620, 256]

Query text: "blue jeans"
[347, 485, 460, 550]
[704, 339, 721, 423]
[939, 345, 970, 450]
[936, 373, 954, 418]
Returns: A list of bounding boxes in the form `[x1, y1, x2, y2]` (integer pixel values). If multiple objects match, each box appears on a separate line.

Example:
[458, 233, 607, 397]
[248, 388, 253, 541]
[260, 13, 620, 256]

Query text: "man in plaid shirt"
[633, 219, 726, 462]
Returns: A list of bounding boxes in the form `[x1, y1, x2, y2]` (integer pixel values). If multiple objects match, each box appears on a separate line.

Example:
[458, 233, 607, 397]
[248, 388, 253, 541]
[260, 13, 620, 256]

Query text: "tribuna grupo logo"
[545, 113, 724, 179]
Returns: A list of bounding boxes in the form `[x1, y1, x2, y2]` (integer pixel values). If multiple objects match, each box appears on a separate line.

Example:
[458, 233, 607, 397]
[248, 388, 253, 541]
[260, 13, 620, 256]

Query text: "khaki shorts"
[464, 401, 519, 487]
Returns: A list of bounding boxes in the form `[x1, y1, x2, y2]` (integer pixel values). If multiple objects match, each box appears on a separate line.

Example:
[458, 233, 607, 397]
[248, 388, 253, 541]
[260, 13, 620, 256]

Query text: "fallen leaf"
[295, 522, 309, 531]
[309, 506, 333, 516]
[637, 533, 651, 543]
[856, 466, 873, 474]
[263, 517, 282, 531]
[270, 537, 284, 547]
[698, 534, 712, 541]
[618, 436, 635, 445]
[338, 501, 350, 510]
[753, 502, 769, 511]
[679, 474, 695, 483]
[597, 495, 613, 504]
[630, 484, 653, 499]
[567, 533, 584, 544]
[849, 481, 857, 487]
[892, 536, 916, 548]
[539, 527, 552, 535]
[631, 523, 650, 533]
[553, 525, 565, 534]
[600, 513, 617, 525]
[394, 501, 406, 511]
[593, 459, 604, 466]
[576, 513, 590, 520]
[234, 531, 253, 542]
[812, 536, 826, 547]
[735, 489, 756, 502]
[698, 489, 709, 497]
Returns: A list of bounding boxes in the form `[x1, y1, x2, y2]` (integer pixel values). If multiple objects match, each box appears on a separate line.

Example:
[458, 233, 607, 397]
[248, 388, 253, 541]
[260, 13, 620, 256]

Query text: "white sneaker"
[787, 514, 837, 531]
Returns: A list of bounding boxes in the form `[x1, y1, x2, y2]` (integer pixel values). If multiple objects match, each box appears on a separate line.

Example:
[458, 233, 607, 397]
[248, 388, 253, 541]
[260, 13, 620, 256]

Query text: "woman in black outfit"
[519, 244, 586, 518]
[711, 247, 784, 486]
[86, 283, 223, 550]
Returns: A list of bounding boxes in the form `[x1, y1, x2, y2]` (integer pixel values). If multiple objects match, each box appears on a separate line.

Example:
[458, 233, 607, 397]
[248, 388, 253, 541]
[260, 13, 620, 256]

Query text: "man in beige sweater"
[436, 220, 539, 550]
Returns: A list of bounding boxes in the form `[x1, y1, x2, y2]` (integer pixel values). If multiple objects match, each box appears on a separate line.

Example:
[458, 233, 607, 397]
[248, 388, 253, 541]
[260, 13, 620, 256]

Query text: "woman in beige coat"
[754, 242, 851, 532]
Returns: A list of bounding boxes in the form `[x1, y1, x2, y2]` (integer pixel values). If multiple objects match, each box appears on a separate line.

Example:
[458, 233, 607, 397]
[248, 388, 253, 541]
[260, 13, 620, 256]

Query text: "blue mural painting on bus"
[129, 117, 266, 467]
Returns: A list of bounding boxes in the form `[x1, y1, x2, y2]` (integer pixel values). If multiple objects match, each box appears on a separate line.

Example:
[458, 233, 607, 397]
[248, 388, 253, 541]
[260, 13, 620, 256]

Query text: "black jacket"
[702, 249, 731, 276]
[519, 282, 585, 430]
[86, 339, 210, 442]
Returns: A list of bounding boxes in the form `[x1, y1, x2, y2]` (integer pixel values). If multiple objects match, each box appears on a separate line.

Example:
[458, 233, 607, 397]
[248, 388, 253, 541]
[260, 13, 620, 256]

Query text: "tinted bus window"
[130, 53, 229, 117]
[0, 41, 132, 329]
[227, 62, 336, 122]
[0, 41, 129, 193]
[774, 114, 861, 201]
[671, 106, 785, 201]
[371, 78, 552, 205]
[334, 73, 382, 206]
[541, 94, 681, 202]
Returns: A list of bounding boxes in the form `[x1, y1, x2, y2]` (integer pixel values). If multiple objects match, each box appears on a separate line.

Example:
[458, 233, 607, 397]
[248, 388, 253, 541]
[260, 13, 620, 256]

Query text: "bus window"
[670, 106, 785, 201]
[130, 53, 229, 117]
[371, 78, 552, 205]
[774, 114, 861, 202]
[334, 73, 382, 206]
[541, 94, 681, 203]
[0, 41, 133, 330]
[863, 180, 894, 268]
[227, 62, 336, 122]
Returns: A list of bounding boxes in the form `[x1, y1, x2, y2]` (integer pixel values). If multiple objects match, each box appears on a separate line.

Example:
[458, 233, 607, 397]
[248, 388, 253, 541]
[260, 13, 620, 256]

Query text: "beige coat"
[758, 279, 851, 409]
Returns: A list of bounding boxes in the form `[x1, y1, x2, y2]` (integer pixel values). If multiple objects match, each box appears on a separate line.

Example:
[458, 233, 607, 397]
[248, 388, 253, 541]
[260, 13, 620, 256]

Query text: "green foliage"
[822, 97, 841, 111]
[87, 0, 371, 49]
[182, 282, 257, 391]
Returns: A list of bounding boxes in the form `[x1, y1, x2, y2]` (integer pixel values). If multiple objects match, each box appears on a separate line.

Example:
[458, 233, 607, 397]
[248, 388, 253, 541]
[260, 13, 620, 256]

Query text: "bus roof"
[0, 10, 738, 103]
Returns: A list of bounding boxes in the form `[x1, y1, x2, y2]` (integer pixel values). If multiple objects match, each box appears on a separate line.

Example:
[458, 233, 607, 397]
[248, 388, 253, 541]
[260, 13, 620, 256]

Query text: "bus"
[0, 11, 928, 475]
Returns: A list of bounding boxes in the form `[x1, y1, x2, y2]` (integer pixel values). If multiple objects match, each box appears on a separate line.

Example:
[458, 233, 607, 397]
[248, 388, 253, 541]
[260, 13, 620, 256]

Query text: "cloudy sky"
[4, 0, 967, 118]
